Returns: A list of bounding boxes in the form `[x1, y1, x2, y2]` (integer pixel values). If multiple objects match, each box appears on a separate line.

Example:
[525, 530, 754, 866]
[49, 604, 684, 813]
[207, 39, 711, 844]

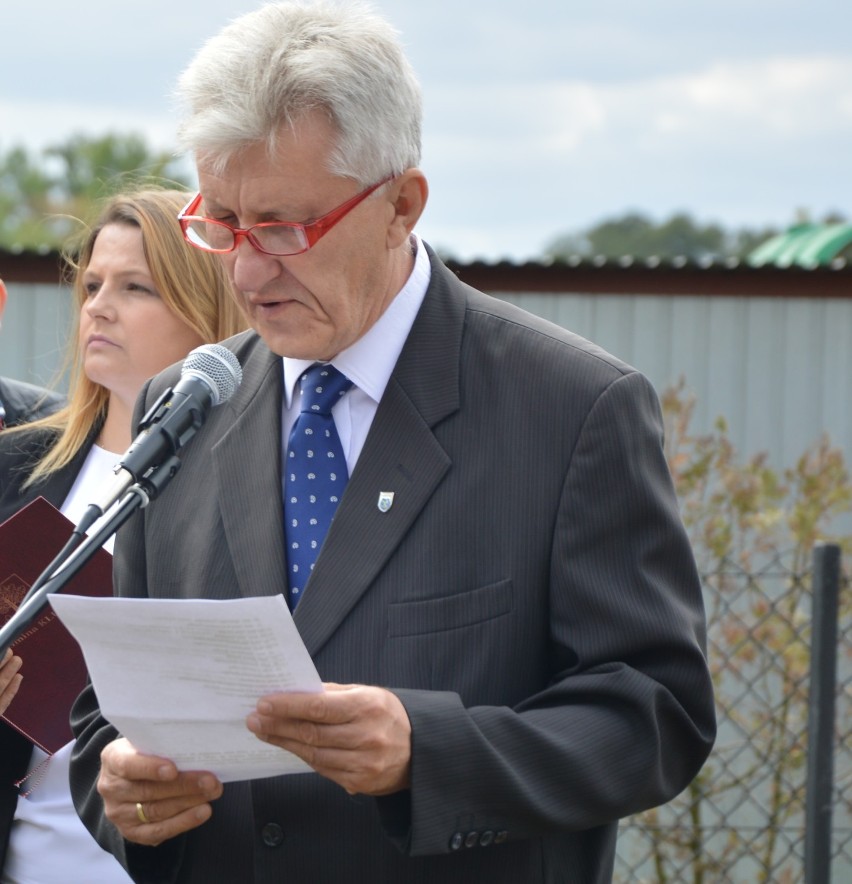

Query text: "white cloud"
[422, 53, 852, 169]
[417, 54, 852, 256]
[652, 56, 852, 140]
[1, 40, 849, 260]
[0, 100, 181, 154]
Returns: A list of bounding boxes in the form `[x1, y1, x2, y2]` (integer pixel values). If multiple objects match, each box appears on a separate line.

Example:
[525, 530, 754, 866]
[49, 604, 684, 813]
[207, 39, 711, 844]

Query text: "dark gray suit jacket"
[70, 250, 715, 883]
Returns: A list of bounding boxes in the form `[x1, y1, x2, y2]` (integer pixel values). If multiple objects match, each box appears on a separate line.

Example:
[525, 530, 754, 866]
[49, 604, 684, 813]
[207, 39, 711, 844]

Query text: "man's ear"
[386, 170, 428, 249]
[0, 279, 7, 324]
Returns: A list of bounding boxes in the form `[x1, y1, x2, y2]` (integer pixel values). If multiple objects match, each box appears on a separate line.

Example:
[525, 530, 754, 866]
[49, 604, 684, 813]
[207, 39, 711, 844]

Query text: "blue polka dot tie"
[284, 363, 353, 608]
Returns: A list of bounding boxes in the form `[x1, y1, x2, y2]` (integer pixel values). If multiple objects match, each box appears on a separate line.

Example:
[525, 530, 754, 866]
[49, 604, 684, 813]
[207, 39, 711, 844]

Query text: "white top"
[3, 444, 132, 884]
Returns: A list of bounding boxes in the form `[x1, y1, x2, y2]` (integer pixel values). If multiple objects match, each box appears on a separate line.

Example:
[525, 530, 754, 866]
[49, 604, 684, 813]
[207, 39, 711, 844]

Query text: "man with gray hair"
[0, 278, 63, 429]
[70, 3, 715, 882]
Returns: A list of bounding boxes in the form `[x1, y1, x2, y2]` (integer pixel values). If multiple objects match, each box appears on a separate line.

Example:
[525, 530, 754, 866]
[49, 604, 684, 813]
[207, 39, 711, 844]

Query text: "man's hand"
[0, 648, 22, 714]
[246, 683, 412, 796]
[98, 738, 223, 846]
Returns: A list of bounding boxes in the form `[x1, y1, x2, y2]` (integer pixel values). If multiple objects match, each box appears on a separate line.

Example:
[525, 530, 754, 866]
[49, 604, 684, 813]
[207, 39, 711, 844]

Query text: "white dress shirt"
[280, 234, 431, 476]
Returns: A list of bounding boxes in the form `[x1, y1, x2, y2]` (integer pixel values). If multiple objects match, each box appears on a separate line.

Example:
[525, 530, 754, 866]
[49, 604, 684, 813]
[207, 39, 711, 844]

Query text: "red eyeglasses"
[178, 175, 395, 257]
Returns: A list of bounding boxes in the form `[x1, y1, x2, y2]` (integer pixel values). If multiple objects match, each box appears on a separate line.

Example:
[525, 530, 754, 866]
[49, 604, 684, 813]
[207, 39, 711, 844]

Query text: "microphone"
[80, 343, 242, 529]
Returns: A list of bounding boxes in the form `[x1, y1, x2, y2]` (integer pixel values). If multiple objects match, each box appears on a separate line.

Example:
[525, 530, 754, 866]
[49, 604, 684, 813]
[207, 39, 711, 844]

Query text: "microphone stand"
[0, 454, 182, 657]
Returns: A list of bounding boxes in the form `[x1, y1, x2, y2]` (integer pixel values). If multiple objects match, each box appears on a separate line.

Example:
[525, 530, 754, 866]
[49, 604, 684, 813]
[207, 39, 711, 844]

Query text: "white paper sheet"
[50, 593, 323, 783]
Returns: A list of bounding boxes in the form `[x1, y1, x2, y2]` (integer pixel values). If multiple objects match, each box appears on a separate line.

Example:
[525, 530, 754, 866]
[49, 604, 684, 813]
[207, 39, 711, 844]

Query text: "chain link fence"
[615, 546, 851, 883]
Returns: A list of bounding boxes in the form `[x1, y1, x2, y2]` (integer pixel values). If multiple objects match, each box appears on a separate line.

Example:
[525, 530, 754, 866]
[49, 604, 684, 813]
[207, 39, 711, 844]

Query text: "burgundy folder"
[0, 497, 113, 753]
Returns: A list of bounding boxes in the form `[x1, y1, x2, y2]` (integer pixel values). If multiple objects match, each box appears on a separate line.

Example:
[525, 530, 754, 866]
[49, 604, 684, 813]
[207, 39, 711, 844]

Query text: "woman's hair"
[175, 1, 422, 185]
[14, 187, 247, 486]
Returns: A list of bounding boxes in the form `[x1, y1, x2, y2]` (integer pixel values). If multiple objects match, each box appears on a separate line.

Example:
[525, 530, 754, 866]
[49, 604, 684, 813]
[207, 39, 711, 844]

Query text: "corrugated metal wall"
[495, 291, 852, 472]
[2, 281, 850, 472]
[0, 282, 74, 391]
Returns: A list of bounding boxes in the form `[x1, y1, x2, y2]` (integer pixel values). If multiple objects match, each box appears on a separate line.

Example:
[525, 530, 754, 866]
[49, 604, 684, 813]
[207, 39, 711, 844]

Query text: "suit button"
[261, 823, 285, 847]
[449, 832, 464, 851]
[494, 830, 508, 844]
[479, 830, 495, 847]
[464, 831, 479, 848]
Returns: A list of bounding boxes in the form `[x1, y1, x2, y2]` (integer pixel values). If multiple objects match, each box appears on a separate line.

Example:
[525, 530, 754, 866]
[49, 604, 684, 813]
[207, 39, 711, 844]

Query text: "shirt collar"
[282, 234, 430, 405]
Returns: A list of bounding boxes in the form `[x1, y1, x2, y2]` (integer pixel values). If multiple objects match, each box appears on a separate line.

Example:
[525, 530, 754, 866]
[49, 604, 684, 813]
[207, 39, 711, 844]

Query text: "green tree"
[0, 146, 55, 249]
[0, 134, 191, 250]
[545, 211, 782, 262]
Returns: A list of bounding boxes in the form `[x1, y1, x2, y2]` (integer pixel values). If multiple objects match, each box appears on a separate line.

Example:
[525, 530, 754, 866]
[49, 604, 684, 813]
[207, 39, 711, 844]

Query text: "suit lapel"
[21, 462, 80, 513]
[1, 431, 97, 522]
[293, 257, 466, 655]
[214, 342, 289, 600]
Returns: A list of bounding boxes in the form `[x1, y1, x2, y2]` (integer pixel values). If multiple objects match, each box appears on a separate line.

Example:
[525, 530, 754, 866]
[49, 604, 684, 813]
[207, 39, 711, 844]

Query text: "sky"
[1, 1, 850, 262]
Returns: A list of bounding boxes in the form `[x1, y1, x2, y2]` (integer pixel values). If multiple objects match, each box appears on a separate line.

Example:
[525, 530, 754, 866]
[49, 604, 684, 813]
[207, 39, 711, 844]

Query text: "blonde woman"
[0, 188, 246, 883]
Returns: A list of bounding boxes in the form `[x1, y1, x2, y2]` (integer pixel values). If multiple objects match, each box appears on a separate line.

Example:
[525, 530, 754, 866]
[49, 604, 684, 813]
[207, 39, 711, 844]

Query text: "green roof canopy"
[748, 223, 852, 268]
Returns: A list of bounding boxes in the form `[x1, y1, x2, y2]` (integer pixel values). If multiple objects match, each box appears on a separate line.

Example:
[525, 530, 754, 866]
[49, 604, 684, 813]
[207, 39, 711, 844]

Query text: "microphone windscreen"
[181, 344, 243, 405]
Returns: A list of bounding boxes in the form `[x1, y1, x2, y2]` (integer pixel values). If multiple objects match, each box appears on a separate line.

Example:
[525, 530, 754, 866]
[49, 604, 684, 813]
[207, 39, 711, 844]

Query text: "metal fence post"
[804, 542, 842, 884]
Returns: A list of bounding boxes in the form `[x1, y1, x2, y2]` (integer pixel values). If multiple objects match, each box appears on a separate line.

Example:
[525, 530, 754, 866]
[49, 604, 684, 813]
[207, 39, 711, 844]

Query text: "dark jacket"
[0, 377, 63, 430]
[71, 250, 715, 884]
[0, 425, 96, 870]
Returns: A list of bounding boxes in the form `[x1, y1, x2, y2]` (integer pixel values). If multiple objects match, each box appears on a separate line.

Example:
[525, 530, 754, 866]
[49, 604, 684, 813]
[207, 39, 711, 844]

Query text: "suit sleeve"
[378, 370, 716, 855]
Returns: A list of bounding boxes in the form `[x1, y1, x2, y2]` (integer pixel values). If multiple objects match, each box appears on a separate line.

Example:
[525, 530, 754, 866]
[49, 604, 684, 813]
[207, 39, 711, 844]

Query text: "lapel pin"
[377, 491, 395, 513]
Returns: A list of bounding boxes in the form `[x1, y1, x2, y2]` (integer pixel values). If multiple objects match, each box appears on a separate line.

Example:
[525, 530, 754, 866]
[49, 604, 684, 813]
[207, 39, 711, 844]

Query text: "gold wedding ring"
[135, 802, 150, 825]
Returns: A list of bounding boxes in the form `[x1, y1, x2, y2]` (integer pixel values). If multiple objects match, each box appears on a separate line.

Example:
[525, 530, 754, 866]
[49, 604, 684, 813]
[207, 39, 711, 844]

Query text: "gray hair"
[175, 1, 422, 184]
